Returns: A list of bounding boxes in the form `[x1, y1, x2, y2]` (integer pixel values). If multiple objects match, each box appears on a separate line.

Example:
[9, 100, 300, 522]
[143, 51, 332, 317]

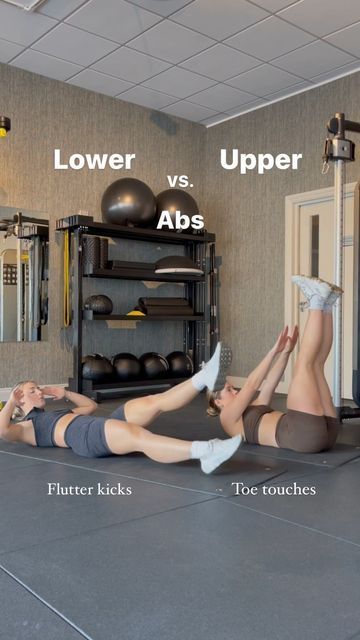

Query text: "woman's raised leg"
[287, 309, 324, 414]
[287, 275, 333, 415]
[104, 419, 241, 474]
[313, 311, 337, 417]
[123, 342, 232, 427]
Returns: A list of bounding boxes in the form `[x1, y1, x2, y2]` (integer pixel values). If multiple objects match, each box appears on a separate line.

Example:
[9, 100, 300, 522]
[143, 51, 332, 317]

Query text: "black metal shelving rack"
[56, 215, 219, 400]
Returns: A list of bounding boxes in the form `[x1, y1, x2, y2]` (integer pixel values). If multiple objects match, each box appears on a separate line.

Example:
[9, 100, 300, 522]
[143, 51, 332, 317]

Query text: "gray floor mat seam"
[0, 496, 220, 560]
[0, 564, 93, 640]
[264, 468, 331, 486]
[222, 499, 360, 549]
[0, 450, 226, 497]
[240, 448, 360, 468]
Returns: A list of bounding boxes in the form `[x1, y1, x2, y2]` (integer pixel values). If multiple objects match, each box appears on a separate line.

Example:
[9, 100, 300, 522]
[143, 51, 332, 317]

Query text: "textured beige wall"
[2, 60, 360, 387]
[0, 62, 205, 386]
[204, 72, 360, 377]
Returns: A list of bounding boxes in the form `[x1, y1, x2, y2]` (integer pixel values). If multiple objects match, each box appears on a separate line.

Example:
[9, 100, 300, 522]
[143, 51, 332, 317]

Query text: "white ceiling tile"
[0, 37, 24, 63]
[225, 16, 315, 61]
[225, 98, 268, 114]
[309, 61, 360, 83]
[66, 0, 161, 44]
[0, 3, 56, 46]
[279, 0, 360, 37]
[250, 0, 300, 11]
[32, 24, 118, 66]
[171, 0, 269, 40]
[199, 112, 225, 127]
[272, 40, 355, 78]
[91, 47, 171, 83]
[226, 64, 301, 95]
[67, 69, 133, 96]
[200, 113, 228, 126]
[10, 49, 83, 81]
[179, 44, 260, 81]
[127, 20, 215, 64]
[116, 86, 177, 109]
[325, 23, 360, 58]
[124, 0, 196, 17]
[38, 0, 87, 19]
[188, 83, 257, 110]
[264, 80, 311, 99]
[161, 100, 218, 122]
[143, 67, 216, 98]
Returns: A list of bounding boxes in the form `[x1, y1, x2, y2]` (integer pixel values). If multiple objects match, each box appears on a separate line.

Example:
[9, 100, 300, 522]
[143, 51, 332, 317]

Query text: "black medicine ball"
[84, 295, 113, 315]
[167, 351, 194, 377]
[112, 353, 141, 381]
[82, 354, 114, 381]
[139, 352, 169, 379]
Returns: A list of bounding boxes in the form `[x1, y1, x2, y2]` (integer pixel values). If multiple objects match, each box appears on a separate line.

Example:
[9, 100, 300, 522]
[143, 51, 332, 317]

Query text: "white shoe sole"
[210, 344, 233, 392]
[201, 435, 242, 474]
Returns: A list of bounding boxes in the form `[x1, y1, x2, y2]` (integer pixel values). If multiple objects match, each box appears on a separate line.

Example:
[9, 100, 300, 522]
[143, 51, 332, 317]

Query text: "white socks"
[308, 295, 326, 311]
[191, 342, 232, 392]
[324, 290, 342, 314]
[191, 435, 242, 474]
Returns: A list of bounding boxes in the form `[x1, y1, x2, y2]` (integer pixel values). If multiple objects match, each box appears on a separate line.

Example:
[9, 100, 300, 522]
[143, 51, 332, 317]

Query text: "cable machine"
[322, 112, 360, 420]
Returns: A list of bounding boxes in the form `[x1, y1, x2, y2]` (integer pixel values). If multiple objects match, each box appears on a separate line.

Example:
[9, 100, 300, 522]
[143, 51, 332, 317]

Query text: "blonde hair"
[206, 389, 221, 417]
[10, 380, 34, 421]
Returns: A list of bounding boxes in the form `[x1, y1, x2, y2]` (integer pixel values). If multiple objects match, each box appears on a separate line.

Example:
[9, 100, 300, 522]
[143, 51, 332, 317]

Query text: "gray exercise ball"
[101, 178, 156, 227]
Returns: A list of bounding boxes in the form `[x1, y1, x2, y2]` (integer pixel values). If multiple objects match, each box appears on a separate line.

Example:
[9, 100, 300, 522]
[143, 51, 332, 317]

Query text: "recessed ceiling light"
[0, 0, 48, 11]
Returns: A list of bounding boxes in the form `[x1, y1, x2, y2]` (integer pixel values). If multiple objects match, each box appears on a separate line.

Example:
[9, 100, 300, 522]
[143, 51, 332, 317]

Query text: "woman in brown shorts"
[207, 276, 342, 453]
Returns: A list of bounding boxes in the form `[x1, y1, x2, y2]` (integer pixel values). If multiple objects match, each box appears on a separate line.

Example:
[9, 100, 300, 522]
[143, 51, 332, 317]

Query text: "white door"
[298, 194, 354, 399]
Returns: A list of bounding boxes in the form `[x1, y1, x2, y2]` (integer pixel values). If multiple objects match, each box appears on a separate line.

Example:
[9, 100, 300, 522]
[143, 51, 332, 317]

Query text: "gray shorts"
[109, 403, 127, 421]
[64, 415, 113, 458]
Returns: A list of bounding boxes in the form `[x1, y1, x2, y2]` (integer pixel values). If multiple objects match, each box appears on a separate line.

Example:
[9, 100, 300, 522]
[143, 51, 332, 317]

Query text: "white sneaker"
[200, 435, 242, 474]
[205, 343, 233, 392]
[292, 275, 332, 301]
[326, 289, 342, 306]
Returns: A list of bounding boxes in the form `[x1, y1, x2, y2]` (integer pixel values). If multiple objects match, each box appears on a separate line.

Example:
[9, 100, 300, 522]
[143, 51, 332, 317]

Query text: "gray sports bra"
[24, 407, 74, 447]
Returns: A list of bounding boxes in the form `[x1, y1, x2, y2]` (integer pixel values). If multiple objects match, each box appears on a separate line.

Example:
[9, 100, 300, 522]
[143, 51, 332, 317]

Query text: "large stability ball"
[154, 189, 199, 231]
[167, 351, 194, 378]
[140, 352, 169, 379]
[82, 354, 114, 381]
[112, 353, 141, 381]
[101, 178, 156, 227]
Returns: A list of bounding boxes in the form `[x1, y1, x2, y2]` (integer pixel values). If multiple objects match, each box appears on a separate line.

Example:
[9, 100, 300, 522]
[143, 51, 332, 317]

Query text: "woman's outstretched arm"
[256, 326, 299, 405]
[220, 327, 289, 431]
[42, 387, 97, 415]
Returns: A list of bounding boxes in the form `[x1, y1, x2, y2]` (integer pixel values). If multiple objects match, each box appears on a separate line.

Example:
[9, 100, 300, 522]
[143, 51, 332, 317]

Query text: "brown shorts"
[275, 410, 341, 453]
[242, 405, 341, 453]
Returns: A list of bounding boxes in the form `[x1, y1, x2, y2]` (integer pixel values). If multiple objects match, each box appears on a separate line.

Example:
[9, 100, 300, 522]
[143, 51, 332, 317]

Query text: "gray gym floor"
[1, 393, 360, 640]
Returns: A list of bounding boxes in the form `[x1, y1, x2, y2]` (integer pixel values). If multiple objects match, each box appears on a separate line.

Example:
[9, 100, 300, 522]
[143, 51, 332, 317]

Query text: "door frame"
[283, 181, 356, 393]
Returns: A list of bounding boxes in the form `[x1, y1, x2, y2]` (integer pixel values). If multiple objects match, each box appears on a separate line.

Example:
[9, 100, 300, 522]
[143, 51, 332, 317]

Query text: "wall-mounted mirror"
[0, 206, 49, 342]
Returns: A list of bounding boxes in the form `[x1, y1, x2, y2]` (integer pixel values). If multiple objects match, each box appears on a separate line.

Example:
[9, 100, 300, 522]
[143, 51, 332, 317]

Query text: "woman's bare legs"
[104, 419, 241, 473]
[313, 311, 337, 417]
[105, 419, 192, 461]
[124, 342, 232, 427]
[287, 310, 325, 415]
[124, 379, 200, 427]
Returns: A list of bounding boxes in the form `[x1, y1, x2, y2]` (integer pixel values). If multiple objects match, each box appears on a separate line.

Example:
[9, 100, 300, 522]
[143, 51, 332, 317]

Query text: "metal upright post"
[333, 159, 344, 409]
[72, 228, 83, 393]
